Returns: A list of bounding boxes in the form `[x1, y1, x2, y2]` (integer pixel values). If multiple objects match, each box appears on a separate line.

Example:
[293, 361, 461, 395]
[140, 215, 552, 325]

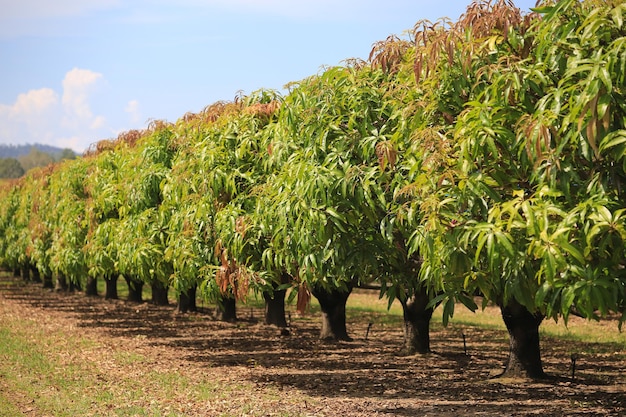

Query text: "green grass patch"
[245, 287, 625, 348]
[0, 309, 245, 416]
[0, 324, 98, 416]
[0, 392, 22, 417]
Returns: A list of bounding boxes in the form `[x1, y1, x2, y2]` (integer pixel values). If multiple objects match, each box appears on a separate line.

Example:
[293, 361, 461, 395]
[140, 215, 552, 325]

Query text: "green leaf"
[535, 281, 551, 308]
[457, 292, 478, 312]
[559, 241, 585, 265]
[611, 5, 624, 30]
[561, 287, 576, 318]
[495, 231, 515, 257]
[442, 297, 455, 327]
[599, 130, 626, 153]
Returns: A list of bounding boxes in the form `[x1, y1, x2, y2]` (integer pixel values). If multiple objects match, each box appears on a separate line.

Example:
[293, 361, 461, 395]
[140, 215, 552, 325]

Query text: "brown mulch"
[0, 274, 624, 416]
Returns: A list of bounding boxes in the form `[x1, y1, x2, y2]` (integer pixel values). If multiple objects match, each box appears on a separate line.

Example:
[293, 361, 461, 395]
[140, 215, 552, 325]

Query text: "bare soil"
[1, 274, 624, 416]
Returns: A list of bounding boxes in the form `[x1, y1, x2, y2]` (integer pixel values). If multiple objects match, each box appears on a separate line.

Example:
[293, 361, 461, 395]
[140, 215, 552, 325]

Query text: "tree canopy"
[0, 0, 624, 378]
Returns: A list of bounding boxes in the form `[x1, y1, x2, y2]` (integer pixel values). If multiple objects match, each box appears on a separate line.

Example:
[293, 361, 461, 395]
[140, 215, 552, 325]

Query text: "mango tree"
[202, 93, 288, 323]
[22, 167, 56, 286]
[163, 103, 240, 318]
[46, 157, 90, 291]
[0, 168, 56, 288]
[115, 127, 175, 305]
[163, 94, 280, 319]
[0, 182, 25, 276]
[84, 144, 127, 299]
[370, 0, 528, 352]
[413, 0, 626, 378]
[250, 63, 428, 342]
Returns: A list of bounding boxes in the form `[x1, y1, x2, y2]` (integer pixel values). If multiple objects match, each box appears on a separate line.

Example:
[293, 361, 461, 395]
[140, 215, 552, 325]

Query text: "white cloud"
[0, 88, 61, 146]
[125, 99, 141, 124]
[61, 68, 104, 129]
[5, 88, 59, 119]
[62, 68, 102, 111]
[0, 68, 109, 153]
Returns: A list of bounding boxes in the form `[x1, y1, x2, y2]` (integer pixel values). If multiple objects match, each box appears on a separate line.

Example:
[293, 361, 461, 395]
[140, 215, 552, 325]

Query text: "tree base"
[151, 281, 169, 306]
[215, 296, 237, 322]
[400, 287, 434, 355]
[54, 274, 68, 292]
[125, 277, 144, 303]
[176, 285, 198, 313]
[104, 275, 118, 300]
[30, 267, 41, 284]
[21, 267, 30, 282]
[85, 276, 98, 297]
[263, 288, 287, 328]
[42, 275, 54, 289]
[311, 284, 353, 341]
[500, 299, 546, 379]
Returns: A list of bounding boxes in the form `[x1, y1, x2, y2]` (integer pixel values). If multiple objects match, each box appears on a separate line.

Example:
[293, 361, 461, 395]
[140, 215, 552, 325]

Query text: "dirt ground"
[0, 275, 624, 416]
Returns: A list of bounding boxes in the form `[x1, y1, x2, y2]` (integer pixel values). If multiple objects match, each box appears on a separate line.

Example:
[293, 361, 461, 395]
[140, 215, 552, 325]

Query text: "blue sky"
[0, 0, 537, 153]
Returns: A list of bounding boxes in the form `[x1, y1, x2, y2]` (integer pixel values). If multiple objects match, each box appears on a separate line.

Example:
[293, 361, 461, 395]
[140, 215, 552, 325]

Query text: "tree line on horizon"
[0, 145, 76, 179]
[0, 0, 624, 381]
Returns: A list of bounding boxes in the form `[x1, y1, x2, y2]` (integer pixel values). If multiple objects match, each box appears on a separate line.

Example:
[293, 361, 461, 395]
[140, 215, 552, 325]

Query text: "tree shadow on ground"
[1, 275, 624, 416]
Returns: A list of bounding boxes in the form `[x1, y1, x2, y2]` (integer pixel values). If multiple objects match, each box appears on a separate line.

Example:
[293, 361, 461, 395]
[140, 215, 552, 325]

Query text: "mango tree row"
[0, 0, 624, 380]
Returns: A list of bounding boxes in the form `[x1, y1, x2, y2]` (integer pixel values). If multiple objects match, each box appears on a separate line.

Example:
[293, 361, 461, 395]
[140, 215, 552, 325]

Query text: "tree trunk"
[55, 274, 68, 292]
[500, 299, 546, 379]
[42, 275, 54, 289]
[215, 295, 237, 322]
[176, 284, 198, 313]
[104, 274, 118, 300]
[85, 276, 98, 297]
[400, 287, 434, 354]
[311, 284, 353, 341]
[151, 281, 169, 306]
[124, 276, 144, 303]
[20, 266, 30, 282]
[30, 266, 41, 283]
[263, 287, 288, 327]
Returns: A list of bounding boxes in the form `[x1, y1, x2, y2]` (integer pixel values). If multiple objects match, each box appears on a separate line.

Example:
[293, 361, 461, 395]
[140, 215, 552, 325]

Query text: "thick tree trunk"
[151, 281, 169, 306]
[124, 276, 144, 303]
[85, 276, 98, 297]
[500, 299, 546, 379]
[42, 275, 54, 289]
[176, 284, 197, 313]
[104, 275, 118, 300]
[215, 295, 237, 322]
[263, 287, 288, 327]
[30, 266, 41, 283]
[311, 284, 353, 341]
[400, 287, 434, 354]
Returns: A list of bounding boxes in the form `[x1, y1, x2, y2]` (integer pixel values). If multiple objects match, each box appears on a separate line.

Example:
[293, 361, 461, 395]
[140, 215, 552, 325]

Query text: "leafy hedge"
[0, 0, 624, 337]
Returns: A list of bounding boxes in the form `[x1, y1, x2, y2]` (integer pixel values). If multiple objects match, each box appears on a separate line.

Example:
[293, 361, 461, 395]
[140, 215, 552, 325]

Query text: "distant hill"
[0, 144, 76, 159]
[0, 144, 77, 178]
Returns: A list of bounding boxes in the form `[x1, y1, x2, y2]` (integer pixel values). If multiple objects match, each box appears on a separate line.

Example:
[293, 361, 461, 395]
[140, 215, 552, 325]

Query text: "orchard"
[0, 0, 624, 384]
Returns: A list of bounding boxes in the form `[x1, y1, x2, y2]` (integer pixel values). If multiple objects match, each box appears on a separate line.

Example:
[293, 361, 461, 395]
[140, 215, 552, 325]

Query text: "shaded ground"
[0, 274, 624, 416]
